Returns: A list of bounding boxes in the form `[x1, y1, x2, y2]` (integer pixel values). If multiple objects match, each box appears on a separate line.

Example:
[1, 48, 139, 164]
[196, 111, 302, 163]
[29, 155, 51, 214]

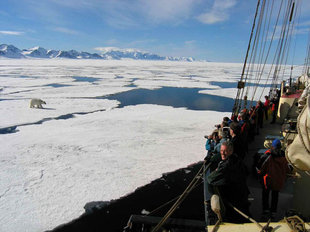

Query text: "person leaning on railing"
[206, 141, 250, 223]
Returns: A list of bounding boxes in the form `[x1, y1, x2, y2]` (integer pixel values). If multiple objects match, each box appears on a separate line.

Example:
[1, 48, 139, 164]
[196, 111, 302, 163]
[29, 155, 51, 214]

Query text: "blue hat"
[272, 139, 281, 148]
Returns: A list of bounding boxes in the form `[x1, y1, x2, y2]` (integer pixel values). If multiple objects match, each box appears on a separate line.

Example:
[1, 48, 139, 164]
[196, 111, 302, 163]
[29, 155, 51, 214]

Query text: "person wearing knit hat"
[256, 139, 291, 219]
[272, 139, 281, 149]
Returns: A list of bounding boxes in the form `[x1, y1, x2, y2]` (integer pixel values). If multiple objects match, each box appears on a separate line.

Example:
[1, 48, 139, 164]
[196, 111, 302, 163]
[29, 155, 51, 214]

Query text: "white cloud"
[105, 39, 118, 45]
[127, 39, 157, 47]
[268, 20, 310, 41]
[94, 47, 120, 52]
[213, 0, 236, 9]
[300, 1, 310, 17]
[53, 27, 79, 35]
[9, 0, 236, 29]
[94, 46, 145, 53]
[297, 20, 310, 28]
[185, 40, 196, 45]
[294, 28, 310, 35]
[0, 10, 9, 16]
[52, 0, 199, 25]
[104, 10, 140, 29]
[0, 30, 24, 35]
[197, 0, 237, 24]
[138, 0, 198, 24]
[48, 0, 93, 9]
[197, 12, 227, 24]
[28, 0, 201, 27]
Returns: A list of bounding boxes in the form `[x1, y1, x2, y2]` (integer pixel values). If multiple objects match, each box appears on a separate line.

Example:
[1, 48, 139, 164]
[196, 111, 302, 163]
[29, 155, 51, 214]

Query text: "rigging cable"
[258, 0, 286, 100]
[279, 1, 298, 83]
[242, 0, 268, 109]
[257, 0, 299, 100]
[282, 0, 299, 85]
[271, 0, 294, 89]
[151, 161, 209, 232]
[247, 0, 274, 107]
[303, 28, 310, 75]
[232, 0, 261, 116]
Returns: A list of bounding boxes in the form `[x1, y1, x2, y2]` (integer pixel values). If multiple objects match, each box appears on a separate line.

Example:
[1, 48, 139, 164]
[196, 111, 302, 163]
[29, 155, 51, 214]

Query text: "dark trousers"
[262, 187, 279, 212]
[271, 110, 276, 123]
[264, 109, 268, 120]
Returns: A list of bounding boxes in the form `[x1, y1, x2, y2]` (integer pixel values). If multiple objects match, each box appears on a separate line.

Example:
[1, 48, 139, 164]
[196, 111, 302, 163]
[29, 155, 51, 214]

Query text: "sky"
[0, 0, 310, 63]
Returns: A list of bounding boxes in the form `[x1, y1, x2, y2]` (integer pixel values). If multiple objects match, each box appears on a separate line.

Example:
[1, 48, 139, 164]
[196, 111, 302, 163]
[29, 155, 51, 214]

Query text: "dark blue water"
[210, 81, 272, 89]
[210, 81, 237, 88]
[125, 83, 137, 87]
[44, 83, 72, 88]
[104, 87, 235, 112]
[125, 78, 139, 87]
[72, 76, 100, 83]
[18, 75, 38, 79]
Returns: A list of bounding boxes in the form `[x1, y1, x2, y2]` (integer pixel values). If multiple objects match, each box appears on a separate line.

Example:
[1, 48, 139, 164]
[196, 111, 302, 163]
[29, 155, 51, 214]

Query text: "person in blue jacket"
[205, 130, 219, 156]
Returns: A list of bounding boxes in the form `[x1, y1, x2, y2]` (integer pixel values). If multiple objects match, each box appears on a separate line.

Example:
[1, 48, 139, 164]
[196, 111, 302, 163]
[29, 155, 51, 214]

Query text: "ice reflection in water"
[105, 87, 234, 112]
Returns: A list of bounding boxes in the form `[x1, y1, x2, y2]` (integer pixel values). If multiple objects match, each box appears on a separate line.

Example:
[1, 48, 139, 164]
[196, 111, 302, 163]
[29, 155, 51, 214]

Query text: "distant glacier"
[0, 44, 195, 61]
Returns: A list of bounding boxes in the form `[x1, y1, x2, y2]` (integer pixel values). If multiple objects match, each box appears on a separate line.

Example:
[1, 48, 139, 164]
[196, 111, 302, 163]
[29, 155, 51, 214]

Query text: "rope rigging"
[232, 0, 261, 116]
[246, 0, 272, 108]
[303, 29, 310, 75]
[151, 161, 209, 232]
[272, 1, 294, 88]
[232, 0, 302, 115]
[242, 0, 267, 109]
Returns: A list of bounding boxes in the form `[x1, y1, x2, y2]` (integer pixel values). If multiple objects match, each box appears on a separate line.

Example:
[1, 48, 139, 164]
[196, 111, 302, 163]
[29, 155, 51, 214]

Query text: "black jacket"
[231, 135, 246, 159]
[207, 153, 250, 222]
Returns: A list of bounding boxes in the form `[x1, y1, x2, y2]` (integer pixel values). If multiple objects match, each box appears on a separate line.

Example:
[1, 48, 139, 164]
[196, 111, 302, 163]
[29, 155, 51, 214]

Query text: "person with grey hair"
[207, 141, 250, 223]
[214, 128, 229, 154]
[207, 129, 230, 172]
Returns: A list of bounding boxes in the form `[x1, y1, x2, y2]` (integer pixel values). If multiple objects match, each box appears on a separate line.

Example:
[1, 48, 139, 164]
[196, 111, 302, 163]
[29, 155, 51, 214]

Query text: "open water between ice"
[104, 87, 235, 111]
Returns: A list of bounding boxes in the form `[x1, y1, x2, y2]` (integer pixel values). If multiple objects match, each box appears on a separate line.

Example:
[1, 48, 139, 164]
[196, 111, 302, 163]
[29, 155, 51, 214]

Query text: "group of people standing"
[204, 116, 250, 223]
[203, 96, 291, 223]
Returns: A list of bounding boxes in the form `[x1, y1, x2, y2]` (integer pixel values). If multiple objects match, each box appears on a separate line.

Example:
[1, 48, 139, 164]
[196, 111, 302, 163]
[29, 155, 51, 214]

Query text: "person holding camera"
[205, 130, 219, 155]
[207, 128, 231, 172]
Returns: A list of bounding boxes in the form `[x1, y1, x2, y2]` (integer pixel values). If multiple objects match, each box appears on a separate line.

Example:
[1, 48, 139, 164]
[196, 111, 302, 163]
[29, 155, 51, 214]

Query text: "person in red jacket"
[256, 139, 291, 218]
[270, 97, 279, 124]
[264, 95, 270, 120]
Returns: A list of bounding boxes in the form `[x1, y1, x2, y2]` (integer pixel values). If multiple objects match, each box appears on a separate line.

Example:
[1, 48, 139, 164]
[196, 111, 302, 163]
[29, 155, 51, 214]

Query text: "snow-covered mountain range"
[0, 44, 195, 61]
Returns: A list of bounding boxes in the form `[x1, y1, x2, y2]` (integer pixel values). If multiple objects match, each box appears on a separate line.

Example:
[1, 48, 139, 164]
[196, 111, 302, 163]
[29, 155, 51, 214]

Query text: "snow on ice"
[0, 59, 302, 232]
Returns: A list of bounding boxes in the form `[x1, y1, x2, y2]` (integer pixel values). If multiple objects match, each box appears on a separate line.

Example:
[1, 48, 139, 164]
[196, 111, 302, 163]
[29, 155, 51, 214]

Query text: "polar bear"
[30, 98, 46, 108]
